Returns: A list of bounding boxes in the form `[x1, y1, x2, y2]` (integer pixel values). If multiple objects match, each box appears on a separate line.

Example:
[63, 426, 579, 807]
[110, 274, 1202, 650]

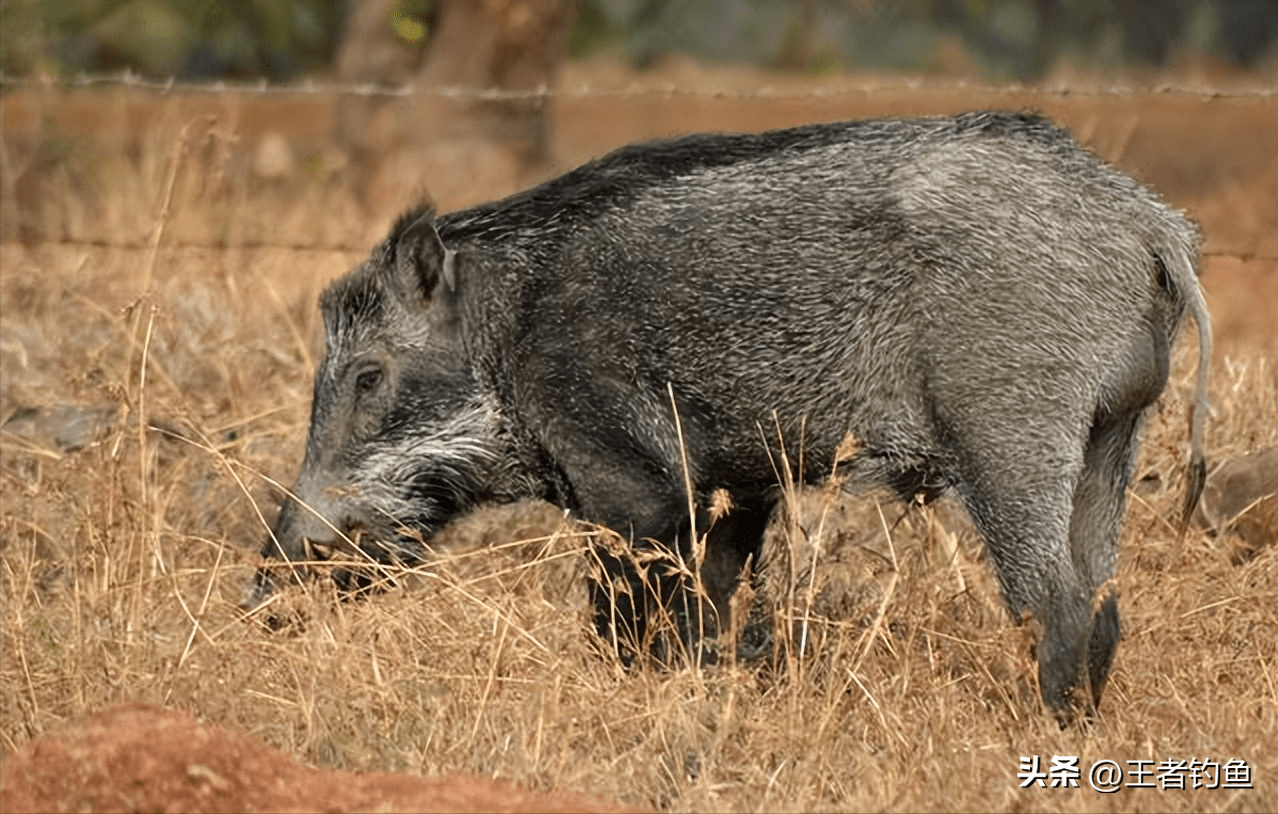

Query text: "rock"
[1199, 447, 1278, 555]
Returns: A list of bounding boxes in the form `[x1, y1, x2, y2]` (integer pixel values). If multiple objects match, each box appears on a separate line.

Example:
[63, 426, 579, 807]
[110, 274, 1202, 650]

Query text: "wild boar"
[248, 111, 1211, 719]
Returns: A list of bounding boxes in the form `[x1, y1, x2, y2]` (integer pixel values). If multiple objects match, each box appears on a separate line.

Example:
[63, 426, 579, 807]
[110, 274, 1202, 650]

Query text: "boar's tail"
[1162, 235, 1212, 538]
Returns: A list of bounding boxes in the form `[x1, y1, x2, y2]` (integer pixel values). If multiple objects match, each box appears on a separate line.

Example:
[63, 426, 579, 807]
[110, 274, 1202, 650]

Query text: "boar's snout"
[242, 481, 348, 610]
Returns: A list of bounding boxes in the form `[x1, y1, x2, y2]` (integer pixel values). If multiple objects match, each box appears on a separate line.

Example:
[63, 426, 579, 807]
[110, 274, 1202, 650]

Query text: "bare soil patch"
[0, 703, 633, 813]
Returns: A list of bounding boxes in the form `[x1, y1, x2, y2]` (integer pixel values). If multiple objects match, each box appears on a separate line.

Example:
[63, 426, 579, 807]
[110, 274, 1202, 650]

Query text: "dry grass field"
[2, 60, 1276, 811]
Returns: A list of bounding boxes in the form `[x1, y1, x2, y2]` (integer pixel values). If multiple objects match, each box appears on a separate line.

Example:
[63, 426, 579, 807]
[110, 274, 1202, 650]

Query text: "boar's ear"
[390, 207, 456, 302]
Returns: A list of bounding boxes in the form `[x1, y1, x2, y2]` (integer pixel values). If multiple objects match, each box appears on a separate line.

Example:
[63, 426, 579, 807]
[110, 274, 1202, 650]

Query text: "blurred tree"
[330, 0, 427, 175]
[333, 0, 430, 84]
[1, 0, 75, 75]
[566, 0, 628, 59]
[776, 0, 818, 71]
[416, 0, 577, 160]
[1114, 0, 1193, 66]
[627, 0, 673, 68]
[327, 0, 576, 213]
[1216, 0, 1278, 66]
[4, 0, 1275, 85]
[928, 0, 1048, 78]
[331, 0, 575, 165]
[180, 0, 343, 80]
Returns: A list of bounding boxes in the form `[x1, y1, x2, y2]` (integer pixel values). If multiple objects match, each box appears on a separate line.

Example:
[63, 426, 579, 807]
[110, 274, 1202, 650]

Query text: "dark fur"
[250, 111, 1211, 720]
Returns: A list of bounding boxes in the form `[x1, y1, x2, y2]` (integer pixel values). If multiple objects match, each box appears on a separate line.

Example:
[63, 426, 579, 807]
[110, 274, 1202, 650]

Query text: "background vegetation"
[4, 0, 1278, 82]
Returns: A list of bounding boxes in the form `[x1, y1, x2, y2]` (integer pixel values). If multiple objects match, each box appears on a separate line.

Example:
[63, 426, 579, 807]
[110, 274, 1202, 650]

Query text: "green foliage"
[2, 0, 345, 79]
[567, 0, 627, 59]
[0, 0, 61, 74]
[389, 0, 434, 47]
[4, 0, 1275, 82]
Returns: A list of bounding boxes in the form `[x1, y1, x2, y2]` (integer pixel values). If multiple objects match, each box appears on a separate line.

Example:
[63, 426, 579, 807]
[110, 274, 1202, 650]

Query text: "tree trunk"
[334, 0, 417, 84]
[416, 0, 577, 163]
[331, 0, 418, 182]
[331, 0, 576, 214]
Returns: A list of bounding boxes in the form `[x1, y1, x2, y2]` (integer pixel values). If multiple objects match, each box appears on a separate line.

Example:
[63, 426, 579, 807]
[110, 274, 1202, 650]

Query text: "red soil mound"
[0, 703, 632, 814]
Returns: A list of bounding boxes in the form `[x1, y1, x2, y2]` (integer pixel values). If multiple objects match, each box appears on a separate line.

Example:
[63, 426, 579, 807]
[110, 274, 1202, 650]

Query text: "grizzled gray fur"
[249, 111, 1211, 720]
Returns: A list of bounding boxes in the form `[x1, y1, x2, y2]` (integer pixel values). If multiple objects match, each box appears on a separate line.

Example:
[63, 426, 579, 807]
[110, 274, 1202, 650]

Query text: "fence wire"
[1, 69, 1275, 100]
[3, 69, 1272, 263]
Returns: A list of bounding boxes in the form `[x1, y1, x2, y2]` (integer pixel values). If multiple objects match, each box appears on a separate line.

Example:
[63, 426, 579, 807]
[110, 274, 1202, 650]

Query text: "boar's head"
[245, 208, 508, 606]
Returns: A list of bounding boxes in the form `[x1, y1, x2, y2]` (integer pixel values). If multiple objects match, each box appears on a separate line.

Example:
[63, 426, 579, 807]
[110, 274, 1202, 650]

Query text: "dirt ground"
[1, 58, 1275, 813]
[0, 703, 631, 813]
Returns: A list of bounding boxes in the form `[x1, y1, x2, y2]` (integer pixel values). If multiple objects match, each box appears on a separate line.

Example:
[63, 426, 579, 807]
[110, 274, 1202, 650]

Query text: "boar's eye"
[353, 364, 385, 397]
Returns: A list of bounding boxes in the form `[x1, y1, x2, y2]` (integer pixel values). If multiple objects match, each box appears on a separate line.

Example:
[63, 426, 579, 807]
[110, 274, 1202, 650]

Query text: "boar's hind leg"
[1066, 413, 1142, 713]
[1069, 324, 1171, 711]
[964, 485, 1090, 718]
[944, 419, 1093, 719]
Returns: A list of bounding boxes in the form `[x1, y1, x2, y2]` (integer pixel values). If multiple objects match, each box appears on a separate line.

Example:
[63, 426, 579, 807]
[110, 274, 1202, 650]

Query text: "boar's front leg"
[588, 498, 769, 668]
[572, 454, 766, 667]
[691, 495, 773, 659]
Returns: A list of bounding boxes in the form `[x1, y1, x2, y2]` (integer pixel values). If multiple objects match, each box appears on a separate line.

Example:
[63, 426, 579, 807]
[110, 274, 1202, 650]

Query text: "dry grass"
[2, 95, 1276, 813]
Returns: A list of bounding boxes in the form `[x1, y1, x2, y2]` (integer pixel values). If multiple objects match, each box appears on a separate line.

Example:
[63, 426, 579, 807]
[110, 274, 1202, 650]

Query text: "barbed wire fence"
[2, 68, 1277, 99]
[2, 70, 1274, 263]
